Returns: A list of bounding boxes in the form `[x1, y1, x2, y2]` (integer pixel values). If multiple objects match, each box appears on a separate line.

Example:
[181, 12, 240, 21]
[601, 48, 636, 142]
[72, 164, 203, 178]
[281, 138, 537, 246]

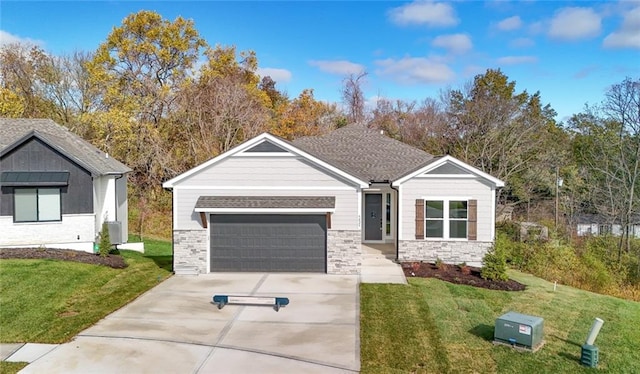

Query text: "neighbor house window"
[425, 200, 467, 239]
[14, 188, 61, 222]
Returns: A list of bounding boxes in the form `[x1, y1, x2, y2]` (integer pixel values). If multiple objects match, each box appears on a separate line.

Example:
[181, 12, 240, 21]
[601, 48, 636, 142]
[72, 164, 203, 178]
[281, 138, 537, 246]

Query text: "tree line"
[1, 11, 638, 257]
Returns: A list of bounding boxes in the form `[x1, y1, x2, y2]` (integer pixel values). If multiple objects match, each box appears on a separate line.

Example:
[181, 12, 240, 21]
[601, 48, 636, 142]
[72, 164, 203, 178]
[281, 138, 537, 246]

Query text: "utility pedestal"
[580, 344, 599, 368]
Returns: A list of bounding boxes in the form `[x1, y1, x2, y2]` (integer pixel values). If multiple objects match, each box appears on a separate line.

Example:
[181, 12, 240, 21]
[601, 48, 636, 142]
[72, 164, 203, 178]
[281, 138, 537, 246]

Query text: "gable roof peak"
[0, 118, 131, 175]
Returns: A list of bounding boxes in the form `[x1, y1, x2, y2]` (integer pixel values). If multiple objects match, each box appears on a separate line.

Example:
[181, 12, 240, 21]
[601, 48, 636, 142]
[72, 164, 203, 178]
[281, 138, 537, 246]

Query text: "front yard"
[3, 238, 639, 374]
[360, 270, 640, 373]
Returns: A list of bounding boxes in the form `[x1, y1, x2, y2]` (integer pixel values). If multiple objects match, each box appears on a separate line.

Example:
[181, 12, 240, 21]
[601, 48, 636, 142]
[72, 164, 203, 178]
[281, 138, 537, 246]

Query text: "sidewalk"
[1, 343, 59, 363]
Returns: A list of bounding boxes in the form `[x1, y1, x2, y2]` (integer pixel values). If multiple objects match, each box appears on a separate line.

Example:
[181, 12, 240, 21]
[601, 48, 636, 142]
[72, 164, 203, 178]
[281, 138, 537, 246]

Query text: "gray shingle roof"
[291, 124, 435, 182]
[196, 196, 336, 209]
[0, 118, 131, 175]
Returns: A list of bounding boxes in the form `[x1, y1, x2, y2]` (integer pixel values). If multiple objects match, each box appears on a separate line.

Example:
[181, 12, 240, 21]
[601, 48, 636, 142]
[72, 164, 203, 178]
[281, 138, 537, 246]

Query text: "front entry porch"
[360, 243, 406, 284]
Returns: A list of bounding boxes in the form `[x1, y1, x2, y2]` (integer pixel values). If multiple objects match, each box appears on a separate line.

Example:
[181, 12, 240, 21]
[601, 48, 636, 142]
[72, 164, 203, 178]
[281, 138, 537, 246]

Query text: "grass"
[0, 361, 28, 374]
[361, 270, 640, 373]
[129, 234, 173, 272]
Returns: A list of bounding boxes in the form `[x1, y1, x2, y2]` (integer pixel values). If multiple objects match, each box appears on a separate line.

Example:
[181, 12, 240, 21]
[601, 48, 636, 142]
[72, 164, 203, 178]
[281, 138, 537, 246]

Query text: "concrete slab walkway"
[14, 273, 360, 373]
[3, 343, 58, 363]
[360, 244, 407, 284]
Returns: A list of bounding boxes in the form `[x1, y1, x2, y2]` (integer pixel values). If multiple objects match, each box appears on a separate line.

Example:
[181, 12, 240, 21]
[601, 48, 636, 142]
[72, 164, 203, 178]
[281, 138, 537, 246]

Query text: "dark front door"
[210, 214, 326, 272]
[365, 194, 383, 240]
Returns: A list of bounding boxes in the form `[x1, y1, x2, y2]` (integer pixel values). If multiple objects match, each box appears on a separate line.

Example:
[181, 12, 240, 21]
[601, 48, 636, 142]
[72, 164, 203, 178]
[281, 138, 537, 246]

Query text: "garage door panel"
[210, 214, 326, 272]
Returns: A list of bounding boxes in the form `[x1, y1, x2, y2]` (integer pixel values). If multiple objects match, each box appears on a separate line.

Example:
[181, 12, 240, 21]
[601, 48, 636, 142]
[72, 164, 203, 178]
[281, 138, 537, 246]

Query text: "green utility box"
[494, 311, 544, 350]
[580, 344, 599, 367]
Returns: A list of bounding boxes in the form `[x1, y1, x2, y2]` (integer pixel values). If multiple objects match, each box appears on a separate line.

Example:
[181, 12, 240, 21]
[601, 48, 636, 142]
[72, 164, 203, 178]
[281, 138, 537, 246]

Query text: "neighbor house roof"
[292, 124, 435, 182]
[195, 196, 336, 209]
[0, 118, 131, 175]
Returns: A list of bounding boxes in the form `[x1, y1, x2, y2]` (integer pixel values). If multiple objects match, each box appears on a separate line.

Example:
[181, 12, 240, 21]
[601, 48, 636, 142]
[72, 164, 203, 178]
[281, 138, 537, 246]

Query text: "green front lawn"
[0, 250, 171, 344]
[361, 270, 640, 373]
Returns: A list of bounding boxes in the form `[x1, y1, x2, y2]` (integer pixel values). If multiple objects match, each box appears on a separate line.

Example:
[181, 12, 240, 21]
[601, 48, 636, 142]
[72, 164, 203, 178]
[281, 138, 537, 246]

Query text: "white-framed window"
[14, 188, 61, 222]
[425, 199, 468, 239]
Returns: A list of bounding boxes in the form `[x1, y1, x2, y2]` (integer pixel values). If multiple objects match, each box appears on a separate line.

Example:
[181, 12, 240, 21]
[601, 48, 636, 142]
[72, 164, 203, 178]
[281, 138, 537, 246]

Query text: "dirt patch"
[0, 248, 128, 269]
[402, 262, 525, 291]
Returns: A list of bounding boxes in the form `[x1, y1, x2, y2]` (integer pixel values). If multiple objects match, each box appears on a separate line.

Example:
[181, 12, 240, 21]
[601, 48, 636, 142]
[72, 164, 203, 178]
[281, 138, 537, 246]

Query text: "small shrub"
[481, 245, 508, 281]
[98, 222, 111, 257]
[459, 262, 471, 275]
[435, 258, 444, 269]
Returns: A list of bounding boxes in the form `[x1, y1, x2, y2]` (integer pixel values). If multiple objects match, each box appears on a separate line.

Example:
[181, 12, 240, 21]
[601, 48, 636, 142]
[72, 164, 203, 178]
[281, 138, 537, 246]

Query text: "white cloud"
[256, 67, 292, 83]
[510, 37, 535, 48]
[496, 56, 538, 65]
[431, 34, 472, 54]
[309, 60, 365, 75]
[388, 1, 458, 27]
[603, 6, 640, 49]
[375, 57, 455, 84]
[0, 30, 44, 47]
[548, 7, 601, 40]
[497, 16, 523, 31]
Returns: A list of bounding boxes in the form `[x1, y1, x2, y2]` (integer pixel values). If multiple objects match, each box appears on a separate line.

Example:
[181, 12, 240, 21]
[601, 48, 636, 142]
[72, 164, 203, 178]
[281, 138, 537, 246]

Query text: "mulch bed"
[402, 262, 526, 291]
[0, 248, 128, 269]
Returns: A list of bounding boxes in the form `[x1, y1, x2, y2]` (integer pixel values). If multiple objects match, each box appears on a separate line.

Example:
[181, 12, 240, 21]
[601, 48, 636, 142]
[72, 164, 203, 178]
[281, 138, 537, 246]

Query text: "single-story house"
[575, 213, 640, 238]
[0, 118, 131, 252]
[162, 124, 504, 274]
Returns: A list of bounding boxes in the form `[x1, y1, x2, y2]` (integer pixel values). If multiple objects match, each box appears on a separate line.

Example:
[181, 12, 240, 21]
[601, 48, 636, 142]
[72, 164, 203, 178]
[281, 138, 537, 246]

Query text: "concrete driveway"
[21, 273, 359, 373]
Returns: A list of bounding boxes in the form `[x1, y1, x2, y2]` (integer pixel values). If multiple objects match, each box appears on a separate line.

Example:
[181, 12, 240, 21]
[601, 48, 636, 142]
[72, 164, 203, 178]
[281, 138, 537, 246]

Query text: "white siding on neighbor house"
[177, 156, 353, 188]
[93, 175, 128, 242]
[174, 188, 360, 231]
[0, 214, 96, 252]
[116, 175, 128, 241]
[400, 176, 495, 241]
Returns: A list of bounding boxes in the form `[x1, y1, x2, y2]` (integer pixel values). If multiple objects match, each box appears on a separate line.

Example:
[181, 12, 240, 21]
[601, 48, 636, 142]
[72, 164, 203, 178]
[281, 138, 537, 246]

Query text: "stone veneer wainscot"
[173, 230, 207, 274]
[327, 230, 361, 275]
[398, 240, 493, 268]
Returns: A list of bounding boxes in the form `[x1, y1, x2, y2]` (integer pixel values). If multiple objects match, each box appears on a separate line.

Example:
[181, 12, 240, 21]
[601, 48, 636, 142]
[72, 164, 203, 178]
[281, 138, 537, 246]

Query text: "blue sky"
[1, 1, 639, 121]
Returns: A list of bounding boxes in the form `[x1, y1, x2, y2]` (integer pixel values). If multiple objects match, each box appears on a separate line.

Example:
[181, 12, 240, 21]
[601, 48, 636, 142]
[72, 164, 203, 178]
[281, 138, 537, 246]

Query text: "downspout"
[390, 182, 400, 262]
[113, 174, 124, 222]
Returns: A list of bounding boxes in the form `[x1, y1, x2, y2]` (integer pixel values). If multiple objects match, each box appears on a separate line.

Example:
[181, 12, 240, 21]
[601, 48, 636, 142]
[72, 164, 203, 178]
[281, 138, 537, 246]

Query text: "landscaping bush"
[98, 222, 111, 257]
[481, 245, 508, 281]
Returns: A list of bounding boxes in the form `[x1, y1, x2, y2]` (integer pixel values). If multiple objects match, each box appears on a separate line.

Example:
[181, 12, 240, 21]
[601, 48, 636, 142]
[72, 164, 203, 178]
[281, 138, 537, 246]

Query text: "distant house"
[575, 213, 640, 238]
[163, 124, 505, 274]
[0, 118, 131, 251]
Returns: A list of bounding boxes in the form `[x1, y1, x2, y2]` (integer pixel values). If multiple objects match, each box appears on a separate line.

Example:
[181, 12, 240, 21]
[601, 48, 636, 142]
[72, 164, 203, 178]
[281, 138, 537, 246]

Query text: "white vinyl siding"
[175, 188, 360, 231]
[401, 177, 493, 241]
[172, 153, 361, 231]
[178, 156, 352, 188]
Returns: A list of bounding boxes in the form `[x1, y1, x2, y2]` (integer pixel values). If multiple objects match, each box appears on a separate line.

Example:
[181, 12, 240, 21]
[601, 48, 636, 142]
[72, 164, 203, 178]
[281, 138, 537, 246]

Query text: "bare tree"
[176, 74, 270, 168]
[341, 71, 367, 124]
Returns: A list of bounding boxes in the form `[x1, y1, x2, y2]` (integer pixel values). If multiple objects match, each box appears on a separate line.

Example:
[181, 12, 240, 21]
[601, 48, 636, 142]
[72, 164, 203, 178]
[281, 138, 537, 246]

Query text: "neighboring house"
[575, 214, 640, 238]
[0, 118, 131, 252]
[163, 124, 504, 274]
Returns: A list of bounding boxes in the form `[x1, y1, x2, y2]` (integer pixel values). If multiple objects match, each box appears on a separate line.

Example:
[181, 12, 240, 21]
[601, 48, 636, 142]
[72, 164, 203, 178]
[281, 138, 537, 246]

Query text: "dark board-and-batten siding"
[0, 138, 93, 216]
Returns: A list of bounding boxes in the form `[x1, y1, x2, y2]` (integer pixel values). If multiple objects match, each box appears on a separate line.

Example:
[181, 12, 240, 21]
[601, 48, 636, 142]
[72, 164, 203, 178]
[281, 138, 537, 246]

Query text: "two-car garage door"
[210, 214, 327, 272]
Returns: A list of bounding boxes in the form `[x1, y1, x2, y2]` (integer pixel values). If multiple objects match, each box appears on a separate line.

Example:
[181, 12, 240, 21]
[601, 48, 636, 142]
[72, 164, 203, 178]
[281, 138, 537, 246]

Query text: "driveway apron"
[20, 273, 359, 373]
